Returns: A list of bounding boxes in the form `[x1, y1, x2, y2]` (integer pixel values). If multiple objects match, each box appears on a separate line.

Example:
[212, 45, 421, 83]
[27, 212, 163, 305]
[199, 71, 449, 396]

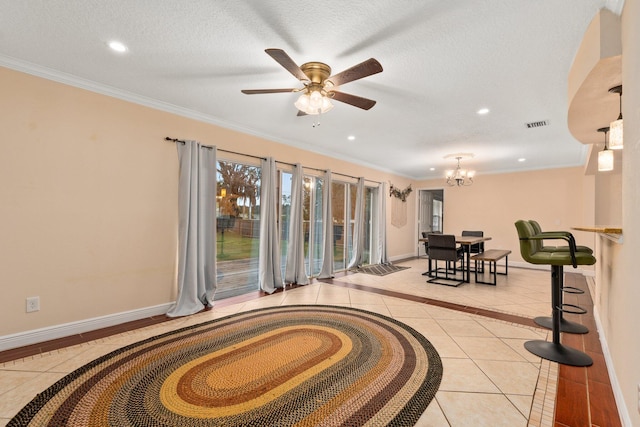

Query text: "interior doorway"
[418, 189, 444, 256]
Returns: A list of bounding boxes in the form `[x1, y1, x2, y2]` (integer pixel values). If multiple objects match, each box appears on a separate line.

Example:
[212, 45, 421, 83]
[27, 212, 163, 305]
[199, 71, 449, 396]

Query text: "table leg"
[465, 244, 471, 282]
[422, 257, 432, 276]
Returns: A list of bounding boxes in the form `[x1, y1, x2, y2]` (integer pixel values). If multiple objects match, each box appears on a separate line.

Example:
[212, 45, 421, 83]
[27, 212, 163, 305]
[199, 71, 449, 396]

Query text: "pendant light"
[597, 127, 613, 172]
[608, 85, 623, 150]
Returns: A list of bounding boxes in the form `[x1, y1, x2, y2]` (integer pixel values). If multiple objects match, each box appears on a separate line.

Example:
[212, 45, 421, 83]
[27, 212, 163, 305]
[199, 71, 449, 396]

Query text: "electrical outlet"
[26, 296, 40, 313]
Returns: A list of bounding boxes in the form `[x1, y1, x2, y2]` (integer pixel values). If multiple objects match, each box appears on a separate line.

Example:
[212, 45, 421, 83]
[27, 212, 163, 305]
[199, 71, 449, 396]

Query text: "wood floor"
[0, 268, 621, 426]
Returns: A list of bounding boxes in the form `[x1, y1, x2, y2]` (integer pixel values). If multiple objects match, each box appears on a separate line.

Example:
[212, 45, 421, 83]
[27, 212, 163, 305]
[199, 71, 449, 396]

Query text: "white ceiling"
[0, 0, 623, 179]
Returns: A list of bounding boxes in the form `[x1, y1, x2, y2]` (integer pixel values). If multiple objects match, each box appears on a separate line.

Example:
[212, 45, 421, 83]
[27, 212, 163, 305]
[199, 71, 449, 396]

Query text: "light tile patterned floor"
[0, 259, 557, 427]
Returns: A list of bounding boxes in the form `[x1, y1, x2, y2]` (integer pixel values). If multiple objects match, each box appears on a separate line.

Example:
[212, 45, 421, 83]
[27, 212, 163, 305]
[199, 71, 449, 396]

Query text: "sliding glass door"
[362, 185, 377, 265]
[303, 175, 324, 277]
[214, 163, 383, 296]
[278, 172, 324, 279]
[215, 160, 261, 299]
[331, 180, 377, 270]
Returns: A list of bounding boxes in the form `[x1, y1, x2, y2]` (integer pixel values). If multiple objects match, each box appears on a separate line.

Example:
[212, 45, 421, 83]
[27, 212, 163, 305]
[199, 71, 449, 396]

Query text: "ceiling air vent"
[525, 120, 549, 128]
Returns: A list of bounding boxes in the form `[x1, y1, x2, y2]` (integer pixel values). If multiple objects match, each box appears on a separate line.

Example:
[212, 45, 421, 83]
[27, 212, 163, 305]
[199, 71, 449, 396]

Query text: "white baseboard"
[0, 303, 173, 352]
[593, 306, 632, 426]
[508, 261, 595, 277]
[390, 253, 417, 262]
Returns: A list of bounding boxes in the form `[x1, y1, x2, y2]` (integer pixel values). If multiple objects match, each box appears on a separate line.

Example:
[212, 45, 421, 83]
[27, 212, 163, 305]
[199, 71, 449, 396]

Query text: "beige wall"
[0, 64, 597, 339]
[595, 169, 623, 225]
[599, 1, 640, 425]
[416, 167, 596, 266]
[0, 66, 415, 336]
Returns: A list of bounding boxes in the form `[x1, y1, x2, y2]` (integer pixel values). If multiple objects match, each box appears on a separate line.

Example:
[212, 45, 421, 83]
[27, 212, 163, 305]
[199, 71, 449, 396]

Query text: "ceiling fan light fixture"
[243, 49, 381, 115]
[294, 90, 334, 115]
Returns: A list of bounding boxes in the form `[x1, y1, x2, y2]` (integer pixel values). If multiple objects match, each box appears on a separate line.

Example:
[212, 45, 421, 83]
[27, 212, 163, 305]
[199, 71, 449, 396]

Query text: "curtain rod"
[275, 160, 325, 174]
[332, 171, 381, 184]
[164, 137, 381, 184]
[165, 137, 263, 159]
[276, 160, 381, 183]
[165, 137, 213, 150]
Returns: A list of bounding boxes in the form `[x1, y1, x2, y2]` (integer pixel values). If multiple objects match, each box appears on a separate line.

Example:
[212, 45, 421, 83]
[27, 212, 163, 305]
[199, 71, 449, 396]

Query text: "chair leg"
[427, 258, 464, 287]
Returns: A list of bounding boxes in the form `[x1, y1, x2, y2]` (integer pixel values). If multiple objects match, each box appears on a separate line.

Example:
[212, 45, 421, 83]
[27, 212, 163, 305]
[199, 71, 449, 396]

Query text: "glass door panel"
[215, 160, 261, 299]
[332, 182, 346, 271]
[279, 171, 292, 278]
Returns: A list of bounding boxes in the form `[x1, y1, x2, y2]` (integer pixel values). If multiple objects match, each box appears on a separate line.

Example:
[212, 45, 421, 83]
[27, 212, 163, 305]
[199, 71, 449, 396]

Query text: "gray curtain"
[167, 141, 217, 317]
[347, 177, 365, 269]
[259, 157, 283, 293]
[284, 164, 309, 285]
[372, 182, 389, 265]
[318, 170, 334, 278]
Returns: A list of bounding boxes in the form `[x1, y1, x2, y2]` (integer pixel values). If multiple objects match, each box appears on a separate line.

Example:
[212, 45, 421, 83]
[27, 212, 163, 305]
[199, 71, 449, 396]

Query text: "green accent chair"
[514, 220, 596, 367]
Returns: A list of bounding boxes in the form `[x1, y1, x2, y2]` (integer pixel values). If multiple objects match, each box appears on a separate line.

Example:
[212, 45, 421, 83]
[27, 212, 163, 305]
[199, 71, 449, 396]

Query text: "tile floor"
[0, 258, 615, 426]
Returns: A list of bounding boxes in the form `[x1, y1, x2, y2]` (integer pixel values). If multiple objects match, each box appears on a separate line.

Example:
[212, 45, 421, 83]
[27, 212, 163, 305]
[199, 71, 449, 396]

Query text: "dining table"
[419, 235, 492, 283]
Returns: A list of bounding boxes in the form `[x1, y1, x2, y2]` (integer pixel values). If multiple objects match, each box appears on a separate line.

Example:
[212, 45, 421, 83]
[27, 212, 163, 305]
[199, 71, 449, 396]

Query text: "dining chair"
[421, 232, 429, 255]
[426, 234, 466, 286]
[421, 230, 442, 254]
[461, 230, 484, 272]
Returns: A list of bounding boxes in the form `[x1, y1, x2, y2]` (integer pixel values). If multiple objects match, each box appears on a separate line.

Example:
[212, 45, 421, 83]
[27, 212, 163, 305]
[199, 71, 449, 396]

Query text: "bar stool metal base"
[534, 316, 589, 334]
[524, 340, 593, 367]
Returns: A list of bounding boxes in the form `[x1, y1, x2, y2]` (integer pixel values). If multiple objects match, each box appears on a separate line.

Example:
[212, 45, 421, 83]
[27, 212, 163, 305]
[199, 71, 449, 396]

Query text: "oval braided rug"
[9, 305, 442, 426]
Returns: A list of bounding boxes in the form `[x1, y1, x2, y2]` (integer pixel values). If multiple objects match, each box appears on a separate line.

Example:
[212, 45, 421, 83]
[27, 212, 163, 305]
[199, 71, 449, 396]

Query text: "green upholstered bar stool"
[514, 220, 596, 367]
[529, 220, 593, 254]
[528, 220, 592, 334]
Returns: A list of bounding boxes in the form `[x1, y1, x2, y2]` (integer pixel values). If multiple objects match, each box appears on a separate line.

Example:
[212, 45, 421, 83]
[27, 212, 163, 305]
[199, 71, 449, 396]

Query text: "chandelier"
[445, 154, 475, 187]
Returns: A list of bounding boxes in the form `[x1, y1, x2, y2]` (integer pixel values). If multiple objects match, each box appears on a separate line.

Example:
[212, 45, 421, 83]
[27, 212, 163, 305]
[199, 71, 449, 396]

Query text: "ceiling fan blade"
[330, 91, 377, 110]
[297, 110, 307, 116]
[327, 58, 383, 87]
[241, 88, 296, 94]
[265, 48, 309, 81]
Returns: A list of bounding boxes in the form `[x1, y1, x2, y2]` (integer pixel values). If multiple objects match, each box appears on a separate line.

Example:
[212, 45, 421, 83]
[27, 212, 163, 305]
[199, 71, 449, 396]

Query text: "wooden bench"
[470, 249, 511, 286]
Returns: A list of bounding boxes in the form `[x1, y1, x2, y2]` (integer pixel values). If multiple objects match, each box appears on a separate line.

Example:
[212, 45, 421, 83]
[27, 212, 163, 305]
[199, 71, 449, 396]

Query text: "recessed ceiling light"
[477, 108, 490, 115]
[108, 41, 128, 53]
[429, 167, 435, 171]
[347, 135, 355, 141]
[518, 158, 526, 162]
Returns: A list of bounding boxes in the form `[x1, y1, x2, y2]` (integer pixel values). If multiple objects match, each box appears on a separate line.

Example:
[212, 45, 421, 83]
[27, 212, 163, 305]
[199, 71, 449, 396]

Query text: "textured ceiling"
[0, 0, 622, 179]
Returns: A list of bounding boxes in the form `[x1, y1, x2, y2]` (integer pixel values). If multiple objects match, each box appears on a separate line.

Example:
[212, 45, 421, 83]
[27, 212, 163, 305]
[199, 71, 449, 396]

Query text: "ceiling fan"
[241, 48, 383, 115]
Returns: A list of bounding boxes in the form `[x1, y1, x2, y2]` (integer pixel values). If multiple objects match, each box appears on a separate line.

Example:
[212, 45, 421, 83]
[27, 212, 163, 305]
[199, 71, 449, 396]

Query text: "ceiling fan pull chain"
[313, 108, 322, 127]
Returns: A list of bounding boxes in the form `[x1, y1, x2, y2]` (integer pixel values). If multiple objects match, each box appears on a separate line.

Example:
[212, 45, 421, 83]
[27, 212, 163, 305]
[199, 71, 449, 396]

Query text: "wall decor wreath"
[389, 183, 412, 202]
